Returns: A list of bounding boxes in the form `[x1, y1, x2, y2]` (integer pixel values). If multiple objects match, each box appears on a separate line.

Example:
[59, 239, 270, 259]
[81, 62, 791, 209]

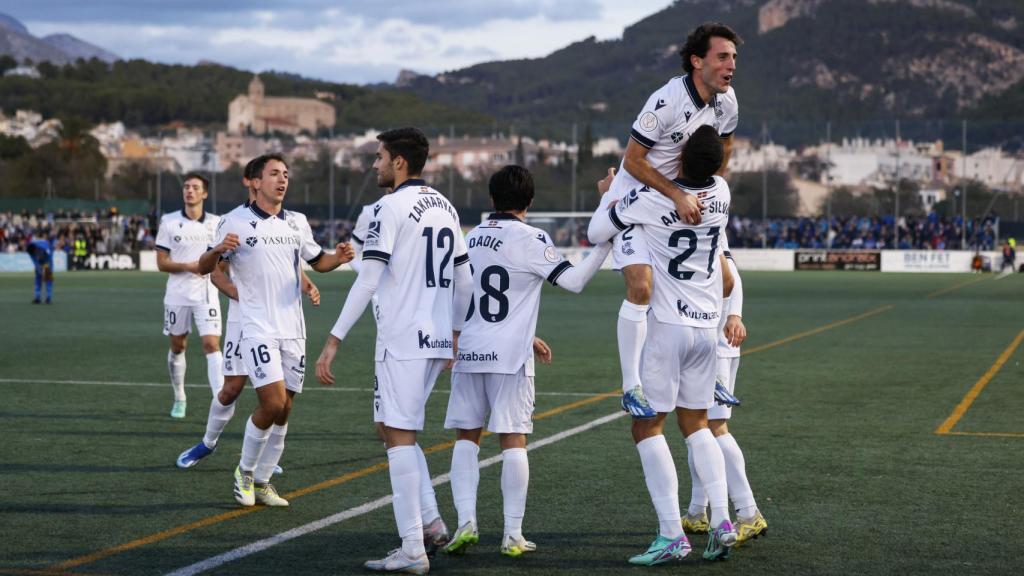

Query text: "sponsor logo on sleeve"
[639, 111, 659, 132]
[655, 98, 667, 111]
[544, 246, 560, 263]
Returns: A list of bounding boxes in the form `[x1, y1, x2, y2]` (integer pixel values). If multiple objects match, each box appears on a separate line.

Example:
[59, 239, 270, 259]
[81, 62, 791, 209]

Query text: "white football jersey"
[214, 203, 323, 340]
[454, 214, 575, 376]
[607, 176, 731, 328]
[361, 179, 469, 361]
[608, 75, 738, 200]
[156, 209, 221, 307]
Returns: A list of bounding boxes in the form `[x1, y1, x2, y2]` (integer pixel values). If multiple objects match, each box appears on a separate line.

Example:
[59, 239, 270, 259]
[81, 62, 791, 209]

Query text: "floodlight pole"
[961, 119, 967, 248]
[761, 121, 767, 249]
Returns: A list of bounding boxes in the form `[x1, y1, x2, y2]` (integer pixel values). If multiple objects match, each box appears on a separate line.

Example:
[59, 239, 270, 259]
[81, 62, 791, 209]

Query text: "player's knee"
[169, 339, 187, 355]
[201, 340, 219, 354]
[708, 419, 729, 437]
[631, 416, 665, 444]
[498, 433, 526, 450]
[456, 428, 483, 445]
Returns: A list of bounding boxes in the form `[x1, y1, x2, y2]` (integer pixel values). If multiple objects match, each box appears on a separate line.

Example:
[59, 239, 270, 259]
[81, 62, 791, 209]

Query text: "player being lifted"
[682, 251, 768, 544]
[175, 157, 320, 470]
[589, 125, 738, 564]
[155, 173, 224, 419]
[597, 22, 741, 419]
[442, 166, 611, 558]
[199, 154, 353, 507]
[316, 127, 471, 575]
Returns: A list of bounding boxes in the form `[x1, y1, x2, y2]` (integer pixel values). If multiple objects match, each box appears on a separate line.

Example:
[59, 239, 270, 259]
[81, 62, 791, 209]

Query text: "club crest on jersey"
[245, 237, 257, 247]
[287, 219, 299, 231]
[639, 111, 659, 132]
[224, 360, 232, 371]
[173, 235, 181, 243]
[622, 241, 635, 256]
[254, 367, 266, 379]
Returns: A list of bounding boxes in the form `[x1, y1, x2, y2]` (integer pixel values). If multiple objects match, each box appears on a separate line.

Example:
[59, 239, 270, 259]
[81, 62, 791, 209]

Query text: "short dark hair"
[489, 165, 534, 212]
[680, 22, 742, 74]
[250, 153, 288, 180]
[183, 173, 209, 191]
[681, 125, 724, 181]
[243, 157, 259, 180]
[377, 127, 429, 176]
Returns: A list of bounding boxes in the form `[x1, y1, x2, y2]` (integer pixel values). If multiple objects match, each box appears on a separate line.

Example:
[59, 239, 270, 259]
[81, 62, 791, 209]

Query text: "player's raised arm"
[197, 234, 239, 275]
[315, 256, 386, 385]
[309, 242, 355, 273]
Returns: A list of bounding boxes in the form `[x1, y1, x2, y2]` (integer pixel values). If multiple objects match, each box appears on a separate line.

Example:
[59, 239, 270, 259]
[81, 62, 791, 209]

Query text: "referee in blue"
[26, 234, 54, 304]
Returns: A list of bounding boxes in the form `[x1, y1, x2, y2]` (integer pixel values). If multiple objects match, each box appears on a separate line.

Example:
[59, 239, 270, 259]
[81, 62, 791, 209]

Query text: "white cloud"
[21, 0, 673, 83]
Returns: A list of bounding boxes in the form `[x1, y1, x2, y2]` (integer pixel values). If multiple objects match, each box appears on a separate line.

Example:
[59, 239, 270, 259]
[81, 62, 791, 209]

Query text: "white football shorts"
[445, 365, 536, 434]
[640, 319, 717, 411]
[163, 303, 221, 337]
[708, 356, 740, 421]
[221, 321, 247, 377]
[241, 337, 305, 393]
[373, 353, 446, 430]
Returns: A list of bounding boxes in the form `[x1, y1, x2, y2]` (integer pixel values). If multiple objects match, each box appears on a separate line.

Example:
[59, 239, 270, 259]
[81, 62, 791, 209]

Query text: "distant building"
[215, 132, 267, 171]
[228, 76, 335, 136]
[3, 66, 41, 79]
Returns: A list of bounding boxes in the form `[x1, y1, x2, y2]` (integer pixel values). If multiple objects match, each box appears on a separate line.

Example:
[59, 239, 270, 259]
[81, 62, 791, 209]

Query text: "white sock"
[168, 350, 186, 402]
[636, 435, 683, 539]
[388, 445, 425, 558]
[617, 300, 649, 393]
[239, 417, 271, 472]
[205, 351, 223, 394]
[202, 396, 236, 448]
[685, 428, 729, 529]
[501, 448, 529, 540]
[450, 440, 480, 527]
[717, 433, 757, 518]
[414, 444, 440, 525]
[254, 424, 288, 484]
[686, 448, 709, 516]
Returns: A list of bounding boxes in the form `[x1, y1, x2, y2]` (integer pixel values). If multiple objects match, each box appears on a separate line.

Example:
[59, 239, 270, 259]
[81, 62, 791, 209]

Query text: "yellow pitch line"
[943, 431, 1024, 439]
[926, 275, 990, 299]
[48, 305, 892, 572]
[50, 390, 619, 571]
[741, 305, 894, 356]
[935, 329, 1024, 435]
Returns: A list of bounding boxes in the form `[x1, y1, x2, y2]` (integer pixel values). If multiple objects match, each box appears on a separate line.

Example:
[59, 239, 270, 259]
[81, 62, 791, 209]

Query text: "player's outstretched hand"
[723, 315, 747, 348]
[335, 242, 355, 263]
[215, 233, 240, 253]
[533, 336, 552, 365]
[597, 167, 616, 196]
[674, 193, 703, 225]
[315, 335, 340, 385]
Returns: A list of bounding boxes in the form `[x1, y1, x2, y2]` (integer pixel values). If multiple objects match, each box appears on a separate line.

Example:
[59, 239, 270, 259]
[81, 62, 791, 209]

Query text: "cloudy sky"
[3, 0, 673, 84]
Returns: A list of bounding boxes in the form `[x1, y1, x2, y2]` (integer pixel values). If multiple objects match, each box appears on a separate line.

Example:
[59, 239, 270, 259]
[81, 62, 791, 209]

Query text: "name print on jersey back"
[361, 179, 469, 361]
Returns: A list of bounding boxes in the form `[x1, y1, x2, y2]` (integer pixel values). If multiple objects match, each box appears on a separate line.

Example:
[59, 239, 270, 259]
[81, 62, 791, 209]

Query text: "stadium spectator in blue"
[26, 234, 54, 304]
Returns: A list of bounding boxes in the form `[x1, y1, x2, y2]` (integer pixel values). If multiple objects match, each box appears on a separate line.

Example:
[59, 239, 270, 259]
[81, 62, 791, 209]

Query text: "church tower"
[248, 75, 264, 103]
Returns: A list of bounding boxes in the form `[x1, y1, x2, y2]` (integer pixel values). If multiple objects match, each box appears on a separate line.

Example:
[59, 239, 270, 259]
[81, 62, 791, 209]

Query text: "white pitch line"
[165, 410, 628, 576]
[0, 378, 614, 397]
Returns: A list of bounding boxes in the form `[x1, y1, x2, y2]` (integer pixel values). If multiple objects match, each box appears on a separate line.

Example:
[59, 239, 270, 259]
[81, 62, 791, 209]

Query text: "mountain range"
[398, 0, 1024, 144]
[0, 13, 118, 65]
[2, 2, 1023, 147]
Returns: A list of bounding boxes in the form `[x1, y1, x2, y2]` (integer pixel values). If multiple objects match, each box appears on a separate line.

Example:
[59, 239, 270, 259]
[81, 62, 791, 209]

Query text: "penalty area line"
[164, 411, 628, 576]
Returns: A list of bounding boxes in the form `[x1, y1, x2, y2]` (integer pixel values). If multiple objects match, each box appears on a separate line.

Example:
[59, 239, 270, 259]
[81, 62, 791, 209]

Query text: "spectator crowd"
[1, 209, 155, 265]
[727, 213, 999, 251]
